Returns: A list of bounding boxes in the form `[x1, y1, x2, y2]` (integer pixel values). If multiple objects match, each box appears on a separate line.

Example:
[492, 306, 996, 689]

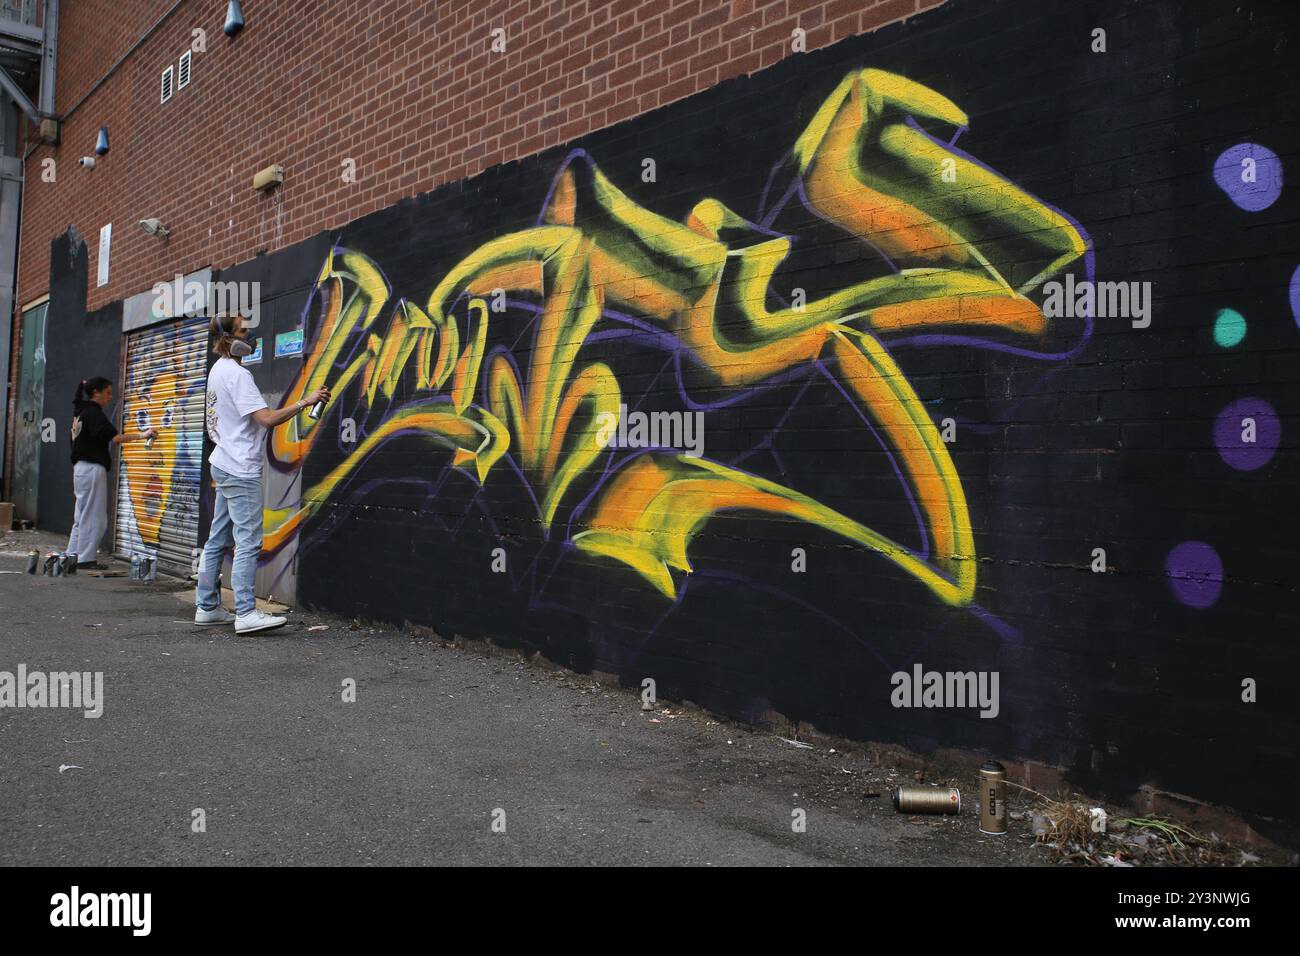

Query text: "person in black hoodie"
[68, 376, 156, 569]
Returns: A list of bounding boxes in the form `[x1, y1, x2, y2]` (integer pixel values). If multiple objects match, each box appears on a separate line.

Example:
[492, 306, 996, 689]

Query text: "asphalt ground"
[1, 529, 1055, 866]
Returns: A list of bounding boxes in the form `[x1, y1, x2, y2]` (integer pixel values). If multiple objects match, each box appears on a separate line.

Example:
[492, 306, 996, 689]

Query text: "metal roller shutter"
[114, 317, 209, 575]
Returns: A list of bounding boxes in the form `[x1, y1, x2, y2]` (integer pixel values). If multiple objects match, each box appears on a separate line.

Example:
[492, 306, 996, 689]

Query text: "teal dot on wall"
[1213, 308, 1246, 348]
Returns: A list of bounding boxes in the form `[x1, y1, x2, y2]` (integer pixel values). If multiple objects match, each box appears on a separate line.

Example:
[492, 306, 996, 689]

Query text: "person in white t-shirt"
[195, 313, 329, 633]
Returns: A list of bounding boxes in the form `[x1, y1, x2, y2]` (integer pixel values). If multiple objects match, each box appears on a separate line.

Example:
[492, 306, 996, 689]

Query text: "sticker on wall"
[242, 337, 263, 365]
[97, 223, 111, 287]
[274, 329, 303, 358]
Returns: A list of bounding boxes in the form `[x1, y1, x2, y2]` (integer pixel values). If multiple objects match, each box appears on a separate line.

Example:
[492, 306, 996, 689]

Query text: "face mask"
[212, 316, 252, 357]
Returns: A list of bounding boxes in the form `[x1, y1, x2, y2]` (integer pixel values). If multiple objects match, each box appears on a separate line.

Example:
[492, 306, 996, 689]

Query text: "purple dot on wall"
[1291, 263, 1300, 329]
[1165, 541, 1224, 609]
[1214, 397, 1281, 470]
[1213, 143, 1283, 212]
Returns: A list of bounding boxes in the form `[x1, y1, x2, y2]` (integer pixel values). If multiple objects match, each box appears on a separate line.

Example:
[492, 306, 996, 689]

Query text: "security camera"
[78, 156, 95, 169]
[137, 218, 170, 238]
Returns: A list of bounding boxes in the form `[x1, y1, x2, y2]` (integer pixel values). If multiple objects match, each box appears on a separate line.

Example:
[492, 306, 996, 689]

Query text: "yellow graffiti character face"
[122, 371, 181, 547]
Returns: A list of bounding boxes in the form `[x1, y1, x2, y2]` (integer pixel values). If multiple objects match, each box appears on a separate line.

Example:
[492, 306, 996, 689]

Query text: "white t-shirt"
[205, 357, 268, 478]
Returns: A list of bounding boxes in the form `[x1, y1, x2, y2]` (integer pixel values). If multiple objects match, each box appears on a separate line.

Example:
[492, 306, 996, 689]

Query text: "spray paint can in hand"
[979, 760, 1008, 834]
[145, 432, 156, 450]
[308, 398, 326, 421]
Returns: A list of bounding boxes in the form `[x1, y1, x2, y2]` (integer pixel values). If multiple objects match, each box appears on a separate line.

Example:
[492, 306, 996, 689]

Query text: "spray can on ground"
[141, 556, 154, 580]
[979, 760, 1008, 834]
[26, 550, 39, 574]
[892, 785, 962, 815]
[62, 554, 78, 575]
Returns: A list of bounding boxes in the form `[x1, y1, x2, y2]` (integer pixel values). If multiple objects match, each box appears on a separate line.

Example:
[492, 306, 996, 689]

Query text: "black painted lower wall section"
[39, 229, 123, 536]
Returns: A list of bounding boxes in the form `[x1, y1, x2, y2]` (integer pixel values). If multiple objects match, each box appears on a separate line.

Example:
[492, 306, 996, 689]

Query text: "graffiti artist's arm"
[111, 427, 158, 445]
[251, 386, 331, 429]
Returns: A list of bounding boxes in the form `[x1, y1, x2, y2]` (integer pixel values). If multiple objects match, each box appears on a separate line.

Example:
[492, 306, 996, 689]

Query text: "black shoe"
[76, 561, 106, 570]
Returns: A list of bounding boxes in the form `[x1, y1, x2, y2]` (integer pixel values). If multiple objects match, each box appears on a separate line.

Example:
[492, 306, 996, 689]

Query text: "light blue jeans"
[196, 465, 263, 616]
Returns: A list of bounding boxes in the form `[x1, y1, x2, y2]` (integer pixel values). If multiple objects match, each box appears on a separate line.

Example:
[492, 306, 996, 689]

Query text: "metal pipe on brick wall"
[0, 91, 24, 496]
[58, 0, 180, 125]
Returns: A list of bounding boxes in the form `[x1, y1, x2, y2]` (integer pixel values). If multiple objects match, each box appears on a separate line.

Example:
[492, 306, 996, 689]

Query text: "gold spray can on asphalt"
[979, 760, 1007, 834]
[891, 786, 962, 815]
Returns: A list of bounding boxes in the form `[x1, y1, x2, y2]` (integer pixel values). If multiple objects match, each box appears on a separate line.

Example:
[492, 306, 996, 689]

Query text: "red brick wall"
[16, 0, 945, 311]
[49, 0, 173, 115]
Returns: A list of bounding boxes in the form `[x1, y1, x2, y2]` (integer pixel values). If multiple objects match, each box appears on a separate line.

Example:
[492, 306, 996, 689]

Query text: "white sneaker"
[235, 608, 288, 634]
[194, 606, 235, 626]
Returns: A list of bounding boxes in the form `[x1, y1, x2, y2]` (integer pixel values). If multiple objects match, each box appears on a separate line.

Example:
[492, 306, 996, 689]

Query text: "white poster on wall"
[97, 223, 111, 287]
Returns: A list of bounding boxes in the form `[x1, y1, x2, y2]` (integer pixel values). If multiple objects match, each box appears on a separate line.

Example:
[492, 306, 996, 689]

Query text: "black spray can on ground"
[979, 760, 1008, 834]
[26, 550, 39, 574]
[892, 785, 962, 815]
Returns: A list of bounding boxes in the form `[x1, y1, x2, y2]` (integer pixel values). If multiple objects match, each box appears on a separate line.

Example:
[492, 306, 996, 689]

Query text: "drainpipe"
[0, 95, 23, 498]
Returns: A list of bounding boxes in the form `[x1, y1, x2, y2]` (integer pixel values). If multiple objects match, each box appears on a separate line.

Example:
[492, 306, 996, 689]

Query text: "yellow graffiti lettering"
[262, 68, 1088, 609]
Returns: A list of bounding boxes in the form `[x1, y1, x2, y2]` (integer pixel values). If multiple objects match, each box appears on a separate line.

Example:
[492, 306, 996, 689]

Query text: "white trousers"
[67, 460, 110, 564]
